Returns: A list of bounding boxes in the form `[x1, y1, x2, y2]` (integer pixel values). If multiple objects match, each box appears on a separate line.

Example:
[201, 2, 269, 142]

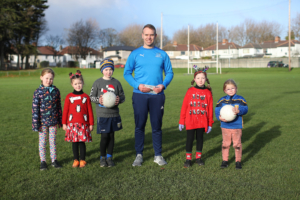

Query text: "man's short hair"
[143, 24, 156, 35]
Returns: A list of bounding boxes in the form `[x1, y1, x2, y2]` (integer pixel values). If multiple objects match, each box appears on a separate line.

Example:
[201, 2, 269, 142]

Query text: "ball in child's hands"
[220, 105, 236, 122]
[102, 92, 116, 108]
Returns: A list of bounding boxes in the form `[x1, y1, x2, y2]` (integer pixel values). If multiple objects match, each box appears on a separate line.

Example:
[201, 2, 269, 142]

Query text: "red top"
[179, 87, 214, 132]
[62, 93, 94, 125]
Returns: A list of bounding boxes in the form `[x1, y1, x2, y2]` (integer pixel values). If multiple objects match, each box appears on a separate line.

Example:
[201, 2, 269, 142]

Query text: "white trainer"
[132, 154, 143, 167]
[154, 156, 167, 166]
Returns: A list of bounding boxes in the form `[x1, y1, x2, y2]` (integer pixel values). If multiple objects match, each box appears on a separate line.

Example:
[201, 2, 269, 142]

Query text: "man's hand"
[138, 84, 151, 93]
[152, 84, 164, 94]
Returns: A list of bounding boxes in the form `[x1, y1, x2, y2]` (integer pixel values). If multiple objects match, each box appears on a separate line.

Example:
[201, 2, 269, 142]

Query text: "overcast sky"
[42, 0, 300, 44]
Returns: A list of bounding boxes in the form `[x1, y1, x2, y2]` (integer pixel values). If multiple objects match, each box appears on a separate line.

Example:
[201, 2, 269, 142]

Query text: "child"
[32, 68, 62, 170]
[89, 58, 125, 167]
[62, 70, 94, 168]
[215, 79, 248, 169]
[179, 66, 214, 168]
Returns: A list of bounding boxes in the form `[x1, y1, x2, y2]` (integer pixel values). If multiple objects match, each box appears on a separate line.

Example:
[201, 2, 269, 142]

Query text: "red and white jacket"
[179, 87, 214, 132]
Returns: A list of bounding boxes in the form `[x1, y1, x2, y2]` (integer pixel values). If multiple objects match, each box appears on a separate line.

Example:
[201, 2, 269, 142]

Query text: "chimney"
[222, 39, 228, 45]
[59, 45, 62, 51]
[99, 45, 103, 52]
[173, 41, 177, 47]
[275, 36, 280, 43]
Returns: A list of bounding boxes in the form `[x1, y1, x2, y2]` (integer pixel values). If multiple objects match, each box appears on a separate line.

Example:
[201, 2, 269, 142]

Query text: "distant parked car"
[267, 61, 285, 68]
[114, 63, 125, 68]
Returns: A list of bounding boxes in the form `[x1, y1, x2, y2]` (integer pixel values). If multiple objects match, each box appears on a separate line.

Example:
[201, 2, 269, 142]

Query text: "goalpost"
[186, 23, 222, 75]
[187, 60, 221, 74]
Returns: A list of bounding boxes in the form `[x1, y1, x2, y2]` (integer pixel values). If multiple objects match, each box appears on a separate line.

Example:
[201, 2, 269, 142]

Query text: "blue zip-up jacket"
[124, 46, 173, 94]
[32, 85, 62, 131]
[215, 94, 248, 129]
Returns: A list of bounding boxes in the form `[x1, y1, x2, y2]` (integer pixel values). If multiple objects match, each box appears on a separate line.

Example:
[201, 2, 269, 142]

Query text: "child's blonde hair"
[41, 68, 55, 84]
[223, 79, 237, 91]
[41, 67, 55, 77]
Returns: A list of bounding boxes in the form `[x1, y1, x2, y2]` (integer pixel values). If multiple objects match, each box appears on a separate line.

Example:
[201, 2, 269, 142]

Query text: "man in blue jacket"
[124, 24, 174, 166]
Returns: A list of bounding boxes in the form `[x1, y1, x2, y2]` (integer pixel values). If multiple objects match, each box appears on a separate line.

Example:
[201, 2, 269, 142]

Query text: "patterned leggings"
[39, 126, 57, 162]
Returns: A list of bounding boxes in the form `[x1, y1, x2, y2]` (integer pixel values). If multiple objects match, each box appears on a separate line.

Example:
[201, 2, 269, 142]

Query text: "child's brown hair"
[69, 70, 84, 84]
[223, 79, 237, 91]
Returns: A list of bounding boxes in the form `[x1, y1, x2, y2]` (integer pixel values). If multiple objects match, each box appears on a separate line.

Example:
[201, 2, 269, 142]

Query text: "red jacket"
[62, 93, 94, 126]
[179, 87, 214, 132]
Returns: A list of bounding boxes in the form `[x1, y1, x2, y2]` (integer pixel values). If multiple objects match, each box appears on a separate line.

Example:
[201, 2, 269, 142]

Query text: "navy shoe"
[40, 161, 47, 171]
[51, 160, 62, 168]
[236, 162, 242, 169]
[221, 161, 228, 168]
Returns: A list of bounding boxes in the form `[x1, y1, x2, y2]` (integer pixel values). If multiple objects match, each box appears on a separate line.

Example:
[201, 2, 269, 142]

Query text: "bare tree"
[118, 24, 143, 47]
[172, 24, 227, 48]
[154, 27, 171, 47]
[99, 28, 118, 47]
[229, 19, 282, 46]
[292, 12, 300, 40]
[66, 18, 100, 59]
[45, 34, 64, 50]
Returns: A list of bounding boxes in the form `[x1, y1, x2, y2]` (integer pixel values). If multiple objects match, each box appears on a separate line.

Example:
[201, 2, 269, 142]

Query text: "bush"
[67, 61, 79, 68]
[40, 61, 49, 68]
[57, 62, 62, 67]
[201, 56, 212, 60]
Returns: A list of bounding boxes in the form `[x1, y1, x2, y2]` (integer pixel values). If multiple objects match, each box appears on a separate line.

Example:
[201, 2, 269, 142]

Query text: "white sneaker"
[154, 156, 167, 166]
[132, 154, 143, 167]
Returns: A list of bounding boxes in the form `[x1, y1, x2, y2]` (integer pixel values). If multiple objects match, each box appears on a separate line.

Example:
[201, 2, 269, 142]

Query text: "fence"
[171, 57, 300, 69]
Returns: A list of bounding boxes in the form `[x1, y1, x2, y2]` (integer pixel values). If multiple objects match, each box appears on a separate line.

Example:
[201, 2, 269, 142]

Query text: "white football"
[102, 92, 116, 108]
[220, 105, 236, 122]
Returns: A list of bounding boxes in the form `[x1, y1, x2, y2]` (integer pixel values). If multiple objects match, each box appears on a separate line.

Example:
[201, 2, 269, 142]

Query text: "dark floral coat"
[32, 85, 62, 131]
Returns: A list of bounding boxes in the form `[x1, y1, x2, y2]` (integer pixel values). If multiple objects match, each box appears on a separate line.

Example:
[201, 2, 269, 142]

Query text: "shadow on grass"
[205, 121, 266, 163]
[238, 125, 281, 164]
[283, 90, 300, 94]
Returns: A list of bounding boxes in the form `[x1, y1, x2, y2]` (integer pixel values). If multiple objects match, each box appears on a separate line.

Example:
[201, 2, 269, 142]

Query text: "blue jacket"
[32, 85, 62, 131]
[215, 94, 248, 129]
[124, 46, 173, 94]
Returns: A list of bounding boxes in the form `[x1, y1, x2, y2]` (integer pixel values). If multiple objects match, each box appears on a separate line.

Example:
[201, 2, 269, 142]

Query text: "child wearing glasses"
[215, 79, 248, 169]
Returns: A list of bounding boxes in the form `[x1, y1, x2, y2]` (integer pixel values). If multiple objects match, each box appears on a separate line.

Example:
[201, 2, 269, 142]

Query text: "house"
[202, 39, 241, 59]
[57, 46, 102, 65]
[239, 43, 264, 58]
[273, 40, 300, 57]
[9, 45, 58, 68]
[103, 46, 136, 61]
[9, 45, 102, 68]
[239, 36, 300, 58]
[162, 41, 203, 59]
[259, 36, 287, 57]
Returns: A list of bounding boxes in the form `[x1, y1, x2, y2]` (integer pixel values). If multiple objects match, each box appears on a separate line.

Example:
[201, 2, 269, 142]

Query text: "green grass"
[1, 67, 300, 199]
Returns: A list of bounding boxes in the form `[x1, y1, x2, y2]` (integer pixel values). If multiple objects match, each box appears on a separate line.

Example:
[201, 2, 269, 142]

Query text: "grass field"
[1, 67, 300, 199]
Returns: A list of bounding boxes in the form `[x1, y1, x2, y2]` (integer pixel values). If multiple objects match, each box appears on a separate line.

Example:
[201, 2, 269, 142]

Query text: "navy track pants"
[132, 93, 165, 156]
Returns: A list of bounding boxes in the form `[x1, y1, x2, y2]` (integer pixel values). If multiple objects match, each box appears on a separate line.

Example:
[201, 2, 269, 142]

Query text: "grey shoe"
[132, 154, 143, 167]
[154, 156, 167, 166]
[100, 157, 108, 167]
[106, 157, 115, 167]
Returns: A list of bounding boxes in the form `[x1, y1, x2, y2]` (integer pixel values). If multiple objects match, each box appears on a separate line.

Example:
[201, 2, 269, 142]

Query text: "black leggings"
[186, 128, 204, 152]
[100, 132, 115, 157]
[72, 142, 86, 160]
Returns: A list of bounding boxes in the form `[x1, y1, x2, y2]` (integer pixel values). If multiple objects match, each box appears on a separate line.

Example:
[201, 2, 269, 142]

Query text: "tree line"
[0, 0, 48, 69]
[1, 1, 300, 69]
